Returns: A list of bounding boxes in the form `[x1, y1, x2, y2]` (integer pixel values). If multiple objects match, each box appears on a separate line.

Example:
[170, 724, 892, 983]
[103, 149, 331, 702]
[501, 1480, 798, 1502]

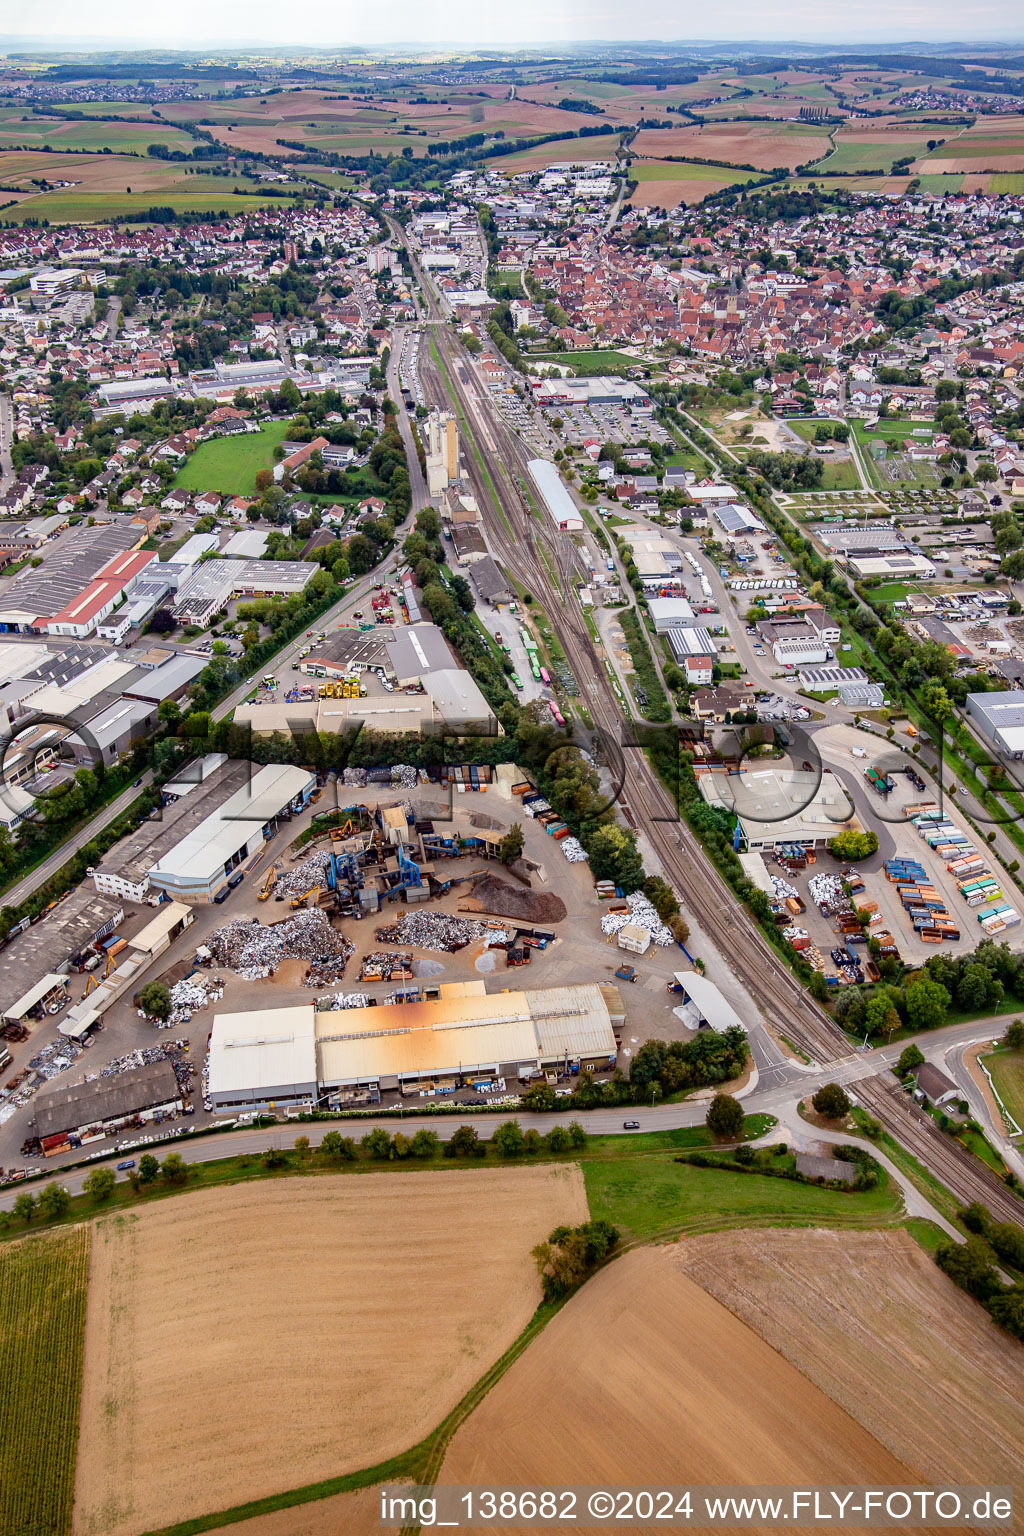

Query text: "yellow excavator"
[290, 885, 321, 910]
[258, 866, 276, 901]
[330, 819, 356, 842]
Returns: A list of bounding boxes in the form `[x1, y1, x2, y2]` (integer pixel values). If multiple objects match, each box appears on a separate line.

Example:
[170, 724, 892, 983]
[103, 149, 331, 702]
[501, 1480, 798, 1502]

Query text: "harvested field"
[677, 1229, 1024, 1509]
[494, 133, 622, 172]
[74, 1166, 587, 1536]
[628, 161, 756, 207]
[458, 874, 566, 926]
[210, 1487, 382, 1536]
[632, 119, 831, 170]
[442, 1246, 922, 1533]
[0, 150, 191, 193]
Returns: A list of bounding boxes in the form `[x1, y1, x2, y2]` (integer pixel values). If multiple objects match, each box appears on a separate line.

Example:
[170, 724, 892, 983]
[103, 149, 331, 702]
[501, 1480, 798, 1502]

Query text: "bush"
[812, 1082, 851, 1119]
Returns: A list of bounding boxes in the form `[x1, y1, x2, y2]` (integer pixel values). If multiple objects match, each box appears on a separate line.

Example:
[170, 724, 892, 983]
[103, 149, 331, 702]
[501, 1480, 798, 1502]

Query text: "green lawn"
[983, 1047, 1024, 1133]
[852, 417, 933, 445]
[812, 134, 933, 173]
[174, 420, 293, 497]
[631, 159, 756, 184]
[819, 459, 862, 490]
[583, 1153, 902, 1241]
[532, 349, 639, 375]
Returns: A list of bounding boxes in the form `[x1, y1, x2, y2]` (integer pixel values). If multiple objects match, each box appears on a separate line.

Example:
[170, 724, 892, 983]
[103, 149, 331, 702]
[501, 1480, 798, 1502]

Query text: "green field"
[988, 173, 1024, 193]
[51, 100, 162, 118]
[852, 417, 933, 444]
[0, 1225, 90, 1536]
[631, 159, 754, 184]
[174, 419, 293, 496]
[0, 116, 193, 154]
[983, 1047, 1024, 1133]
[2, 190, 301, 225]
[868, 581, 916, 604]
[583, 1152, 902, 1240]
[818, 458, 863, 490]
[914, 173, 966, 194]
[532, 349, 639, 375]
[812, 134, 933, 173]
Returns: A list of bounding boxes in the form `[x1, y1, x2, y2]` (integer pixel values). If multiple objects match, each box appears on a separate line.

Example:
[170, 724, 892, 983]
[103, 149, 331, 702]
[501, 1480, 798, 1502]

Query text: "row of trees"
[937, 1202, 1024, 1339]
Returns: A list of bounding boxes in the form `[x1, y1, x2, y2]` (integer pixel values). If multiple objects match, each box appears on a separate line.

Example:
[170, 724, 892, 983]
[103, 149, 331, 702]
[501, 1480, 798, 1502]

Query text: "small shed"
[795, 1152, 857, 1185]
[617, 923, 651, 956]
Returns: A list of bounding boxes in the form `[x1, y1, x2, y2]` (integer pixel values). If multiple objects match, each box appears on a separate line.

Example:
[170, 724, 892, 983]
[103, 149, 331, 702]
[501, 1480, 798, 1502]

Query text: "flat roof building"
[31, 1059, 182, 1143]
[207, 980, 619, 1109]
[149, 762, 316, 902]
[966, 690, 1024, 760]
[698, 766, 860, 851]
[846, 553, 936, 580]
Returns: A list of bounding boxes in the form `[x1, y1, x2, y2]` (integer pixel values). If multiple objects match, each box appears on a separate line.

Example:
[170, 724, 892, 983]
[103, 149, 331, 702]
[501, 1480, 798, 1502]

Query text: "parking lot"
[544, 400, 672, 451]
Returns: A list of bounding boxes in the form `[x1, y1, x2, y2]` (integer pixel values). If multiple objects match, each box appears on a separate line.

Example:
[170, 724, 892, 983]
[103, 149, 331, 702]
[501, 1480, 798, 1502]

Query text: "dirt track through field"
[441, 1245, 930, 1535]
[73, 1166, 586, 1536]
[676, 1227, 1024, 1513]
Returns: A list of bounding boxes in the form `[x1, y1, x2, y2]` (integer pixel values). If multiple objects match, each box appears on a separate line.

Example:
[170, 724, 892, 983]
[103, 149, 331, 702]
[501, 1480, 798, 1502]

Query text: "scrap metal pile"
[770, 873, 799, 901]
[26, 1037, 81, 1082]
[208, 910, 354, 986]
[600, 891, 675, 947]
[374, 911, 512, 953]
[560, 836, 587, 863]
[161, 975, 223, 1028]
[275, 848, 334, 898]
[342, 764, 419, 788]
[360, 951, 415, 981]
[318, 992, 371, 1010]
[809, 871, 852, 916]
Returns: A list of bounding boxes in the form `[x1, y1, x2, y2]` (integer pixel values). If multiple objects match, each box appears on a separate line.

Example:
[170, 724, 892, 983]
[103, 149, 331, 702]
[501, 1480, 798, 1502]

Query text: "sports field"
[73, 1168, 587, 1536]
[174, 420, 293, 496]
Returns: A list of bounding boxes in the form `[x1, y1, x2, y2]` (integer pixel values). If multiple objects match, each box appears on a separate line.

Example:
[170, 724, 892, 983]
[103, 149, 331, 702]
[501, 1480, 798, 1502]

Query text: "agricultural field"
[632, 118, 832, 170]
[174, 420, 293, 497]
[494, 132, 623, 172]
[0, 149, 212, 193]
[441, 1246, 920, 1503]
[918, 115, 1024, 173]
[983, 1045, 1024, 1132]
[2, 188, 301, 224]
[73, 1167, 587, 1536]
[627, 159, 760, 207]
[678, 1228, 1024, 1496]
[50, 100, 163, 119]
[0, 106, 192, 155]
[0, 1225, 90, 1536]
[812, 127, 937, 174]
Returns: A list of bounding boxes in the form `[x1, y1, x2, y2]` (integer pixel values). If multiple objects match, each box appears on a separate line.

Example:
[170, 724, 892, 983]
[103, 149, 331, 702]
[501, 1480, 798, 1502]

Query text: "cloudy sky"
[2, 1, 1022, 50]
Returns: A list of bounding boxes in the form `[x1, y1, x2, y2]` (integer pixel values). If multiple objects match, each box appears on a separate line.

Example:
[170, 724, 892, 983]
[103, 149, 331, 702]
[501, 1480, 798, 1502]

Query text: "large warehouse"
[698, 766, 861, 851]
[527, 459, 584, 532]
[966, 690, 1024, 760]
[207, 981, 621, 1111]
[149, 762, 316, 902]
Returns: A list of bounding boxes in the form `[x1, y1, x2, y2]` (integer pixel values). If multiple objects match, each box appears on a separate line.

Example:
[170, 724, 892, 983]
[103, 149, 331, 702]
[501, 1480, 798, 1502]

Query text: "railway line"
[415, 307, 849, 1065]
[856, 1075, 1024, 1227]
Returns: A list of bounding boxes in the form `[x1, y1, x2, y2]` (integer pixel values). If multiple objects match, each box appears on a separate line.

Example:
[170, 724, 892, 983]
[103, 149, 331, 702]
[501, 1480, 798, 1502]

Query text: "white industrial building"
[527, 459, 583, 532]
[966, 690, 1024, 760]
[646, 596, 695, 633]
[149, 763, 316, 902]
[671, 972, 747, 1033]
[207, 981, 621, 1110]
[698, 766, 861, 851]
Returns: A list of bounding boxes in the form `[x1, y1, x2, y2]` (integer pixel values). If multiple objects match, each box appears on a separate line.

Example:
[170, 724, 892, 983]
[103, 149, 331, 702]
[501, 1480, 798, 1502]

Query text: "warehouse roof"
[123, 652, 206, 702]
[234, 694, 437, 736]
[208, 1004, 317, 1100]
[385, 624, 455, 682]
[527, 458, 584, 529]
[2, 890, 124, 1012]
[150, 763, 314, 886]
[32, 1059, 181, 1140]
[0, 524, 140, 626]
[316, 982, 616, 1087]
[671, 971, 747, 1033]
[424, 669, 496, 730]
[95, 763, 248, 889]
[47, 549, 155, 629]
[699, 767, 860, 848]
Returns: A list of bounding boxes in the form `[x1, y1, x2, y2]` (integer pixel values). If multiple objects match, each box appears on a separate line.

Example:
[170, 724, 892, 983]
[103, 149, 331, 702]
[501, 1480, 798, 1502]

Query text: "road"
[0, 392, 13, 490]
[2, 1015, 1012, 1212]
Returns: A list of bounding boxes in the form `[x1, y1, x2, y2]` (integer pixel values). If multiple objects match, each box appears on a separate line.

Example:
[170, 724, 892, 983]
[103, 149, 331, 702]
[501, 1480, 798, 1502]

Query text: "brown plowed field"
[676, 1228, 1024, 1508]
[73, 1166, 586, 1536]
[441, 1246, 928, 1535]
[631, 121, 831, 170]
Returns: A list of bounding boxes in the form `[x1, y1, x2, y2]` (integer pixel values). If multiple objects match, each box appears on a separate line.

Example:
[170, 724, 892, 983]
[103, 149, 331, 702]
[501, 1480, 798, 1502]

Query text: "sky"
[2, 1, 1023, 51]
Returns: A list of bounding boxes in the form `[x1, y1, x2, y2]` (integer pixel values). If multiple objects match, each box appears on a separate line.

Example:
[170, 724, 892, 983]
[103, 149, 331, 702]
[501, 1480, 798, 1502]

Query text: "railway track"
[856, 1075, 1024, 1226]
[417, 317, 849, 1064]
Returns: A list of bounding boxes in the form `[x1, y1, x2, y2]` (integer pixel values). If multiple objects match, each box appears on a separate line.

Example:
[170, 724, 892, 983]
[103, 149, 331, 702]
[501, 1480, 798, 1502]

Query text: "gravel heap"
[374, 911, 513, 953]
[600, 891, 675, 947]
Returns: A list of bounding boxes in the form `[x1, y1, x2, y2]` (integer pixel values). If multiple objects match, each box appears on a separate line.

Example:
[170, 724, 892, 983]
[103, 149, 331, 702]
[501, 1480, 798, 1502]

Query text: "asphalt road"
[0, 1016, 1008, 1211]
